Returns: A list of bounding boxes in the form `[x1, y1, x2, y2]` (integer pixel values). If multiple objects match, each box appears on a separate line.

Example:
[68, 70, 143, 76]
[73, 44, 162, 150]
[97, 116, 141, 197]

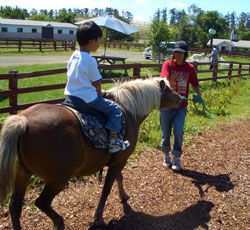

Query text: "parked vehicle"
[143, 42, 176, 60]
[143, 46, 153, 59]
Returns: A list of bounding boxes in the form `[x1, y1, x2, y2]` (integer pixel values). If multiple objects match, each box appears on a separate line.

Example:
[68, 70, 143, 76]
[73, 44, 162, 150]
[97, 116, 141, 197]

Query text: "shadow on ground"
[178, 169, 235, 197]
[106, 200, 214, 230]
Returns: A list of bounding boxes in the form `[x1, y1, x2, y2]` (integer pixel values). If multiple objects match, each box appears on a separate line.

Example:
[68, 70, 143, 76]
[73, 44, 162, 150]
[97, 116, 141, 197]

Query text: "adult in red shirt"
[160, 41, 201, 171]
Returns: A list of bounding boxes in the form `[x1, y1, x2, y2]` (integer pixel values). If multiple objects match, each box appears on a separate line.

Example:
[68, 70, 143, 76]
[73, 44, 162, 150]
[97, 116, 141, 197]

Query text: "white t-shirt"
[64, 50, 102, 103]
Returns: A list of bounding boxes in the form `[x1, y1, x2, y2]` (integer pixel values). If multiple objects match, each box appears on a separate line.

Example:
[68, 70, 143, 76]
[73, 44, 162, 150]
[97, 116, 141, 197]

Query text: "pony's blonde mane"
[108, 77, 168, 117]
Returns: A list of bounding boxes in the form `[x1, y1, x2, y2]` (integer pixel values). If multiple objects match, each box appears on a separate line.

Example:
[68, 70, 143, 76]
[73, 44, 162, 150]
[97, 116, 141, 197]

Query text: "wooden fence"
[189, 48, 250, 57]
[1, 38, 249, 57]
[0, 61, 249, 115]
[0, 38, 76, 51]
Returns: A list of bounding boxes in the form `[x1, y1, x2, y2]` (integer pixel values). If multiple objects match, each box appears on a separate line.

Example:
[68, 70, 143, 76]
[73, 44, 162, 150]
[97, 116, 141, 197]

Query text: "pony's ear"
[160, 79, 166, 90]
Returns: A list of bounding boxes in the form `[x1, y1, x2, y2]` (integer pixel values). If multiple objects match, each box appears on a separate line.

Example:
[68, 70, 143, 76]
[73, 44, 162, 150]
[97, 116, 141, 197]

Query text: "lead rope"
[180, 95, 214, 119]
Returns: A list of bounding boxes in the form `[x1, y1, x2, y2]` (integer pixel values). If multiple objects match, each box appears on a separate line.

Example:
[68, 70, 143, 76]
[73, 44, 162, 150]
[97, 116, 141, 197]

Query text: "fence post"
[8, 71, 18, 115]
[228, 62, 233, 80]
[18, 39, 21, 52]
[133, 64, 141, 78]
[238, 63, 242, 76]
[54, 40, 57, 51]
[212, 63, 218, 82]
[72, 41, 76, 50]
[193, 61, 198, 72]
[39, 41, 42, 51]
[237, 63, 242, 81]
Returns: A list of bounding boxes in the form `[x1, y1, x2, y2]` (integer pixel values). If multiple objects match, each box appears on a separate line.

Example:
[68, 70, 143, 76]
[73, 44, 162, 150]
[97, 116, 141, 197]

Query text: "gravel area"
[0, 120, 249, 230]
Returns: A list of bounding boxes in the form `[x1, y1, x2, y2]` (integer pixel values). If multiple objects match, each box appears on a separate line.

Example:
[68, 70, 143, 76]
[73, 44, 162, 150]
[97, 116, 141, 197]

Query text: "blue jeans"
[160, 108, 187, 158]
[64, 95, 122, 133]
[88, 95, 122, 133]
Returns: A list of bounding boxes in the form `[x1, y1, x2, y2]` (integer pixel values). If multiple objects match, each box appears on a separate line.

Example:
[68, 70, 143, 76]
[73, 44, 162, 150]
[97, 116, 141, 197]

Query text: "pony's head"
[157, 78, 181, 109]
[107, 77, 181, 118]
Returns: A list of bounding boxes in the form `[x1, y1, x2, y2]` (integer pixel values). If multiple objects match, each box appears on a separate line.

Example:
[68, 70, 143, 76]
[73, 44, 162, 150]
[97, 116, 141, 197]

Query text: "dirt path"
[0, 49, 145, 67]
[1, 120, 249, 230]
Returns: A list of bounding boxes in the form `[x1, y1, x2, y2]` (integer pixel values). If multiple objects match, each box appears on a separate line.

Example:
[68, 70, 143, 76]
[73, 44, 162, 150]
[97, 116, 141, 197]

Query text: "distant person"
[160, 41, 202, 171]
[64, 21, 129, 153]
[208, 47, 218, 69]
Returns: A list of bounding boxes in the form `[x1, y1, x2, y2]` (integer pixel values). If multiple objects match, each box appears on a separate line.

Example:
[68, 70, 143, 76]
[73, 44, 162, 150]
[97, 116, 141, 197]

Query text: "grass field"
[0, 51, 249, 153]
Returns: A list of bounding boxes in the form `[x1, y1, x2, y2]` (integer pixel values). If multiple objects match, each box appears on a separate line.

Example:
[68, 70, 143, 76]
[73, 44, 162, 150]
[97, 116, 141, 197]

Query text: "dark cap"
[173, 41, 189, 53]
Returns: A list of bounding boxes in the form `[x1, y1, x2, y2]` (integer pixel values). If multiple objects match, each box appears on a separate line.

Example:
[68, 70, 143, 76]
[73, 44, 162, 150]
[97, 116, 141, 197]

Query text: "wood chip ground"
[1, 120, 249, 230]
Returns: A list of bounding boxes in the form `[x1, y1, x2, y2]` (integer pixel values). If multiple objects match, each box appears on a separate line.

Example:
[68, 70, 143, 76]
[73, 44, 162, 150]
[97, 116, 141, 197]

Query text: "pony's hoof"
[89, 220, 106, 230]
[120, 194, 130, 203]
[53, 222, 65, 230]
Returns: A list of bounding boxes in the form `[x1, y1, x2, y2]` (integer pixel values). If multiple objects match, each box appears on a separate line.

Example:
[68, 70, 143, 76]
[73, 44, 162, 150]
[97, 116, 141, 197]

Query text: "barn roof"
[0, 18, 78, 29]
[207, 38, 250, 49]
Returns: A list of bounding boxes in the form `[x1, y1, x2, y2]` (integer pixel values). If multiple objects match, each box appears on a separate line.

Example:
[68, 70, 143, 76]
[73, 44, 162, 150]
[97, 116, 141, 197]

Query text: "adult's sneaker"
[109, 138, 130, 153]
[163, 155, 172, 169]
[172, 157, 182, 171]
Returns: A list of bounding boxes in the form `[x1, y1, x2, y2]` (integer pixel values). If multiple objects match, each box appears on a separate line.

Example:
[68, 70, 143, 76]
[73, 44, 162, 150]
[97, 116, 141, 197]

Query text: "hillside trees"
[149, 5, 247, 48]
[0, 6, 29, 19]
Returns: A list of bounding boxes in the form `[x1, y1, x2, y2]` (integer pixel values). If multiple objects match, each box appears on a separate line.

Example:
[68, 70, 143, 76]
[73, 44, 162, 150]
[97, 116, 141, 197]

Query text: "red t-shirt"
[160, 59, 198, 108]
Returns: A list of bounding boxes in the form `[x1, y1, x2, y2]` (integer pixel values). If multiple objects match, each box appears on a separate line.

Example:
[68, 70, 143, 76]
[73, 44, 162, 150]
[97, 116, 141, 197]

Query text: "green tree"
[56, 8, 76, 23]
[196, 11, 230, 41]
[230, 12, 237, 28]
[0, 6, 29, 19]
[153, 9, 161, 21]
[148, 20, 170, 61]
[122, 11, 133, 21]
[169, 8, 177, 25]
[161, 8, 168, 23]
[27, 14, 52, 21]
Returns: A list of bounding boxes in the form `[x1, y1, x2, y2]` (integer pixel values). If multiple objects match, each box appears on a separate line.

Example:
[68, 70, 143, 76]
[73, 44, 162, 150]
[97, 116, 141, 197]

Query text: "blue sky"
[1, 0, 249, 22]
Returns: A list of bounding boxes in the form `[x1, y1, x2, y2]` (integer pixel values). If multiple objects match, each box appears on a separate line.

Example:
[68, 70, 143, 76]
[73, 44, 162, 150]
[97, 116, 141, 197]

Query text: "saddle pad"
[63, 105, 126, 149]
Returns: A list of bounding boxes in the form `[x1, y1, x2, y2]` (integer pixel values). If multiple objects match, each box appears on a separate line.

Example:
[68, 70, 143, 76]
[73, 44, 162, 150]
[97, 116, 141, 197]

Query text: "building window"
[1, 27, 8, 32]
[32, 28, 37, 33]
[17, 28, 23, 33]
[69, 30, 74, 35]
[58, 29, 62, 34]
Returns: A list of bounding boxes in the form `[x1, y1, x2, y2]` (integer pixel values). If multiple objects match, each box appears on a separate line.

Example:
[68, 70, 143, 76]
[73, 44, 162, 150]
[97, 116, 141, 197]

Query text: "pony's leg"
[93, 166, 122, 227]
[35, 182, 67, 230]
[9, 166, 31, 230]
[116, 172, 130, 203]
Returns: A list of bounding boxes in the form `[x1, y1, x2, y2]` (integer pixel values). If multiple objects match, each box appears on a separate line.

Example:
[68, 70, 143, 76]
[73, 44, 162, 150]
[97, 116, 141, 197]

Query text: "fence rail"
[1, 38, 249, 57]
[0, 61, 249, 115]
[0, 38, 76, 51]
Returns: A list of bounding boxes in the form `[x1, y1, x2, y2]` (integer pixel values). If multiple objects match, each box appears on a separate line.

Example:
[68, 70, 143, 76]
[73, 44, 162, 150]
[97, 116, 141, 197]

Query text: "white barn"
[207, 38, 250, 52]
[0, 18, 78, 41]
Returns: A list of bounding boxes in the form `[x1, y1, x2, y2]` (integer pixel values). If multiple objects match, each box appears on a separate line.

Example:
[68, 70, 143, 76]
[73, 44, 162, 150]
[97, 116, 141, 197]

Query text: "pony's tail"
[0, 115, 28, 204]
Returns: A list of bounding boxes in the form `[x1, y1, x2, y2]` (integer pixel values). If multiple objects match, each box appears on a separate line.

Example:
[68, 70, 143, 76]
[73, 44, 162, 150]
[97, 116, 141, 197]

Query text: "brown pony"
[0, 77, 181, 230]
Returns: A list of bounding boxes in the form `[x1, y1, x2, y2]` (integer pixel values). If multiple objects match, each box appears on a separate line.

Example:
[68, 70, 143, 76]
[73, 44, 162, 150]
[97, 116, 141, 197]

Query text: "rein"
[180, 95, 214, 119]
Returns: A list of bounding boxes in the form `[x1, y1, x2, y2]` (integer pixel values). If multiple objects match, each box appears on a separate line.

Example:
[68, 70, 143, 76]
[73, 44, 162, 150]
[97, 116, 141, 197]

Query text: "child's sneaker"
[172, 157, 182, 171]
[109, 138, 130, 153]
